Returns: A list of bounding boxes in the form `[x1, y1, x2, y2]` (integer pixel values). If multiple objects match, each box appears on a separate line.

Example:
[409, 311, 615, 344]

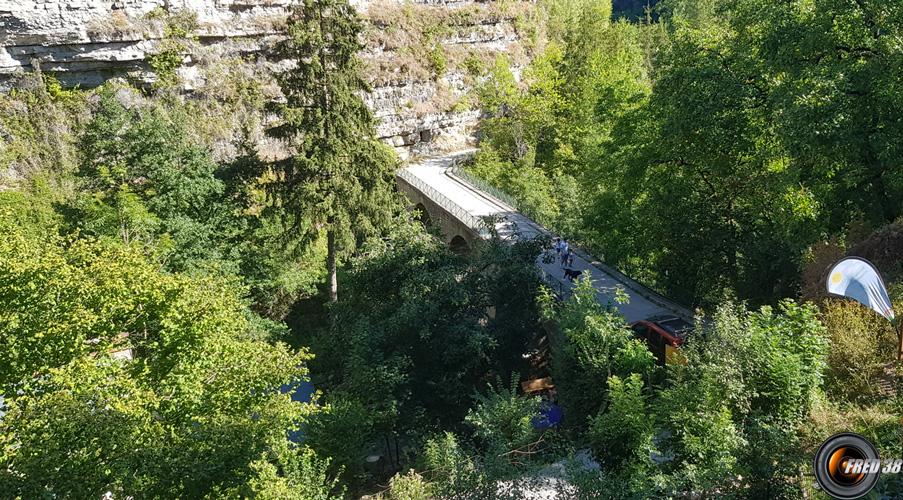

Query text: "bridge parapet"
[396, 168, 484, 251]
[397, 168, 488, 238]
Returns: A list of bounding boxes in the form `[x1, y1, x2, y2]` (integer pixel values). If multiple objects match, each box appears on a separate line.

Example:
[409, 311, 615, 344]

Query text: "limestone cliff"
[0, 0, 539, 158]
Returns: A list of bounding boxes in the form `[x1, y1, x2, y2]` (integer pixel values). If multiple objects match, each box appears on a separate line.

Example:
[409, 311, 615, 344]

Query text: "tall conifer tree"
[268, 0, 399, 302]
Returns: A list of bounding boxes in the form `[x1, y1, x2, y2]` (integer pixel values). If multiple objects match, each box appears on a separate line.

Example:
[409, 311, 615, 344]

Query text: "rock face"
[0, 0, 535, 158]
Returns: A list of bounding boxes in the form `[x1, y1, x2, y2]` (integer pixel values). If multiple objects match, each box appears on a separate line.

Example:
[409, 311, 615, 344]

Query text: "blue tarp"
[532, 402, 562, 429]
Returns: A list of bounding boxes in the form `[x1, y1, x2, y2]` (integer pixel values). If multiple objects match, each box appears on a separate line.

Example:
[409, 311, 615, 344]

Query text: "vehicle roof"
[645, 315, 693, 339]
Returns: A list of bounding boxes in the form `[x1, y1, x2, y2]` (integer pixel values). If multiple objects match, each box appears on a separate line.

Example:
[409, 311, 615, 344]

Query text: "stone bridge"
[395, 150, 695, 324]
[395, 162, 479, 254]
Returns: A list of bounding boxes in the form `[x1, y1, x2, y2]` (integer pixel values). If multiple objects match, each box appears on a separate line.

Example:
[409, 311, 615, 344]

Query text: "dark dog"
[563, 268, 582, 281]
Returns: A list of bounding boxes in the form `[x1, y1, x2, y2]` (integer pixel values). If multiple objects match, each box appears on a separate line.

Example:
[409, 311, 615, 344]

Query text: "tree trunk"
[896, 320, 902, 362]
[319, 7, 338, 305]
[327, 224, 338, 303]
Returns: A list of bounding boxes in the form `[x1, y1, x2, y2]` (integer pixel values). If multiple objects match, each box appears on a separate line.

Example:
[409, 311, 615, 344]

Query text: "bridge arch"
[414, 202, 432, 227]
[396, 171, 478, 252]
[450, 235, 470, 255]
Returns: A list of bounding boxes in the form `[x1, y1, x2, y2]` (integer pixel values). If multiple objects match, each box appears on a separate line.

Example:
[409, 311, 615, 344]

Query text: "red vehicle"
[630, 315, 693, 365]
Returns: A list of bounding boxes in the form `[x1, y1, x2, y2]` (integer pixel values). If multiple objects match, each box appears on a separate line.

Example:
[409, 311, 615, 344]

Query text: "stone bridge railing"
[396, 167, 490, 238]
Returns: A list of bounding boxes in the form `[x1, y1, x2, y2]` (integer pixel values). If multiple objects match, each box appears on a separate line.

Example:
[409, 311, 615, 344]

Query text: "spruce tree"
[268, 0, 400, 302]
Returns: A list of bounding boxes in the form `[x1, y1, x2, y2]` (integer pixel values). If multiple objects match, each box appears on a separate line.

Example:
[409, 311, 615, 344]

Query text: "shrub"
[658, 301, 829, 496]
[387, 470, 433, 500]
[241, 445, 341, 499]
[587, 374, 653, 470]
[549, 278, 654, 426]
[302, 398, 375, 491]
[465, 376, 541, 473]
[0, 71, 86, 181]
[656, 372, 744, 494]
[146, 9, 199, 89]
[426, 43, 448, 77]
[821, 299, 898, 404]
[421, 432, 485, 497]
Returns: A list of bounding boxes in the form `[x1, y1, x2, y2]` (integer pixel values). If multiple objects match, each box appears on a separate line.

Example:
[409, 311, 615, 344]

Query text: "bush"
[426, 43, 447, 77]
[587, 374, 653, 470]
[387, 470, 433, 500]
[821, 299, 898, 404]
[146, 8, 199, 88]
[657, 301, 829, 495]
[240, 445, 341, 500]
[568, 466, 652, 500]
[466, 376, 542, 458]
[421, 432, 485, 497]
[0, 71, 86, 182]
[302, 398, 375, 491]
[656, 372, 744, 494]
[550, 278, 654, 426]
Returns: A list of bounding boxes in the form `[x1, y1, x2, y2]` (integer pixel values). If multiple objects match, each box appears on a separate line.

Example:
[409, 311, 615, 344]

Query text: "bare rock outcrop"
[0, 0, 536, 158]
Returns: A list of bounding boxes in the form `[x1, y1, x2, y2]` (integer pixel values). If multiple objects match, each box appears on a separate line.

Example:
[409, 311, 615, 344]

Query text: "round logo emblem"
[814, 433, 881, 499]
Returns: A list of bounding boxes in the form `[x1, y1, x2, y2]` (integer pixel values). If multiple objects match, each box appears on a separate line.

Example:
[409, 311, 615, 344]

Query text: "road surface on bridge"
[401, 150, 694, 324]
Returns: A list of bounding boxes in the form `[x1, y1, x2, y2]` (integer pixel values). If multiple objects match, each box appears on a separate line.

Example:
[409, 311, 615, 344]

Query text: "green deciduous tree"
[729, 0, 903, 227]
[314, 220, 544, 429]
[76, 84, 236, 273]
[550, 278, 655, 426]
[0, 198, 334, 498]
[598, 15, 819, 307]
[474, 0, 902, 310]
[603, 0, 901, 307]
[301, 220, 545, 490]
[302, 398, 374, 489]
[268, 0, 401, 302]
[73, 85, 322, 321]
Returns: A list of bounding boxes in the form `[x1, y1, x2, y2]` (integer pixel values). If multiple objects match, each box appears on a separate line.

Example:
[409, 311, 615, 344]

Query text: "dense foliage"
[300, 222, 547, 489]
[0, 194, 332, 498]
[470, 0, 903, 309]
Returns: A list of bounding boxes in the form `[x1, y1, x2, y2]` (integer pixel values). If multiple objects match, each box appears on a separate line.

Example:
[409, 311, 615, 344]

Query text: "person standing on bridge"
[559, 239, 569, 267]
[565, 248, 575, 268]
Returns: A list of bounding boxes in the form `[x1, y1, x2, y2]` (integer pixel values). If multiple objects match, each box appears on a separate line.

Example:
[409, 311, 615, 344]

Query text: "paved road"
[402, 151, 694, 324]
